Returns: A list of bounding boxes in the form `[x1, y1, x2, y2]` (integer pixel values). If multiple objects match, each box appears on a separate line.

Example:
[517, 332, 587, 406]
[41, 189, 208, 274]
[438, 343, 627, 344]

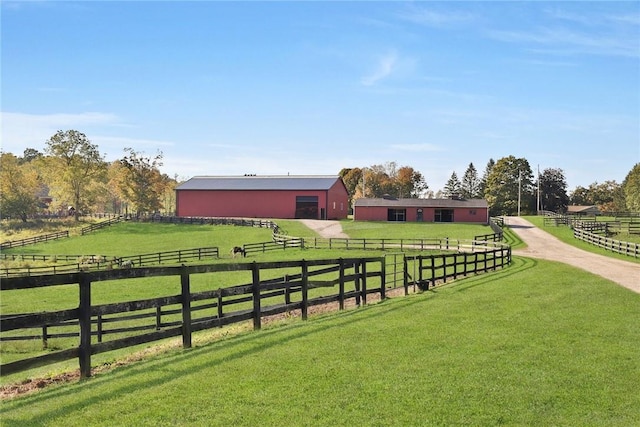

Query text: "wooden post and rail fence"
[0, 246, 511, 378]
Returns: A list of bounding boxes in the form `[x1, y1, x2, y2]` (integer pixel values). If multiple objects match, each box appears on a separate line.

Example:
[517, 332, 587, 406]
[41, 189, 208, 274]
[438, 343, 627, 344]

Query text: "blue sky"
[2, 1, 639, 193]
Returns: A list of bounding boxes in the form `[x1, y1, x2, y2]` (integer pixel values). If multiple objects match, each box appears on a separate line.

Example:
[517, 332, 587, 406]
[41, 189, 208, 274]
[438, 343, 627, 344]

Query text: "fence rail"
[145, 216, 280, 231]
[0, 231, 70, 251]
[0, 257, 385, 377]
[0, 247, 219, 278]
[81, 217, 122, 235]
[573, 228, 639, 258]
[0, 247, 511, 378]
[542, 211, 639, 258]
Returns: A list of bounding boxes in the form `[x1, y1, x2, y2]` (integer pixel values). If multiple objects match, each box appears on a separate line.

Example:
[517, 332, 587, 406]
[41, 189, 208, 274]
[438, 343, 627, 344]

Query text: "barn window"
[387, 209, 406, 222]
[470, 210, 476, 215]
[333, 202, 336, 209]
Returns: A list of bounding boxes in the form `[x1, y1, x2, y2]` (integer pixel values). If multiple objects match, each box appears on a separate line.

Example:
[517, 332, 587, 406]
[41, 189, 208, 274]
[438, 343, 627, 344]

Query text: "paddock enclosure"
[1, 216, 510, 380]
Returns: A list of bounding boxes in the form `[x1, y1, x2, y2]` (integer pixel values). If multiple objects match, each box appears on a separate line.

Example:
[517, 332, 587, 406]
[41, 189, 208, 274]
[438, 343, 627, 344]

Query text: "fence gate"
[385, 253, 408, 292]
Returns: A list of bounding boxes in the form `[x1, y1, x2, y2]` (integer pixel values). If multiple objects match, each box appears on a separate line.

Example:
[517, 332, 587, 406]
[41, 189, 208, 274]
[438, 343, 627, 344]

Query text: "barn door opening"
[435, 209, 454, 222]
[295, 196, 319, 219]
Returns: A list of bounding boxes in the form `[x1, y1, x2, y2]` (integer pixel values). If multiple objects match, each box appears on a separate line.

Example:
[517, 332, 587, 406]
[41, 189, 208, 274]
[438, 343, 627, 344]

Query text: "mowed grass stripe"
[2, 256, 639, 426]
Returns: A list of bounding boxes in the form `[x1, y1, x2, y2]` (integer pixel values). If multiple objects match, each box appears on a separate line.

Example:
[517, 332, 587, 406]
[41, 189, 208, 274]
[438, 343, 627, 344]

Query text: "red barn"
[354, 197, 489, 223]
[176, 175, 349, 220]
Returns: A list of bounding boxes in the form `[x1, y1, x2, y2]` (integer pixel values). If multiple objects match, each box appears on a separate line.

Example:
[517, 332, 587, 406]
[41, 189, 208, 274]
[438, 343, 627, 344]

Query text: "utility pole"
[536, 164, 540, 215]
[518, 169, 522, 217]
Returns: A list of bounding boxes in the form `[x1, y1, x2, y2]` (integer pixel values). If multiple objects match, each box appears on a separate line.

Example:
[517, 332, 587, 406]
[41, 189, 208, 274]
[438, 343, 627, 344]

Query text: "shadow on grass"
[427, 256, 537, 295]
[1, 293, 427, 424]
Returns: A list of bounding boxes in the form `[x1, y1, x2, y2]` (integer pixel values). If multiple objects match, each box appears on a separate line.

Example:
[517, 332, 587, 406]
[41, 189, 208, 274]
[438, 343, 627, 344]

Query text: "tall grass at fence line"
[2, 256, 639, 426]
[526, 216, 640, 264]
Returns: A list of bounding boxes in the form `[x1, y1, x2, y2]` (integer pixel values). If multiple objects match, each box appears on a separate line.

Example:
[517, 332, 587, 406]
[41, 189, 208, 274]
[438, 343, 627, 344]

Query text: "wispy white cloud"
[488, 26, 639, 58]
[361, 51, 398, 86]
[608, 13, 640, 26]
[397, 6, 475, 27]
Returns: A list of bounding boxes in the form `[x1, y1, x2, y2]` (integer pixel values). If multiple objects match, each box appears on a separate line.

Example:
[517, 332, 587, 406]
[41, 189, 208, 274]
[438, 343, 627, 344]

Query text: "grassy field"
[2, 256, 639, 426]
[0, 220, 496, 380]
[2, 218, 638, 425]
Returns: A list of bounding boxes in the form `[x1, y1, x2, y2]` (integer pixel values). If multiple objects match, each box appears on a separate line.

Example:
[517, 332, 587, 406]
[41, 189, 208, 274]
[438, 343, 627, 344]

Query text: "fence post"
[252, 262, 262, 330]
[42, 325, 48, 349]
[284, 275, 291, 305]
[78, 272, 92, 378]
[339, 259, 345, 310]
[180, 265, 192, 348]
[430, 256, 436, 289]
[379, 258, 386, 301]
[301, 260, 309, 320]
[217, 288, 224, 326]
[403, 256, 409, 296]
[361, 262, 367, 305]
[354, 261, 361, 307]
[97, 315, 103, 342]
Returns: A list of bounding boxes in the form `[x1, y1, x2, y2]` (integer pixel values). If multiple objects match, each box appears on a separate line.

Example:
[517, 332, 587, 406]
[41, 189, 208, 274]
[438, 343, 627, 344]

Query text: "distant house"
[353, 196, 489, 223]
[566, 205, 601, 216]
[175, 175, 349, 220]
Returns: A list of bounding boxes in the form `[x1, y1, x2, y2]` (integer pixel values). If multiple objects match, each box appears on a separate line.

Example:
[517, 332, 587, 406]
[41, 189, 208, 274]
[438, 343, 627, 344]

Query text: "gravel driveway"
[298, 219, 349, 238]
[507, 216, 639, 294]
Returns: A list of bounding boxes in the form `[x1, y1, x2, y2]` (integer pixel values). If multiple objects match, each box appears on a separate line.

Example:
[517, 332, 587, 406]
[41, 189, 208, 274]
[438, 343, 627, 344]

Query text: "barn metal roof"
[354, 197, 488, 208]
[176, 175, 343, 191]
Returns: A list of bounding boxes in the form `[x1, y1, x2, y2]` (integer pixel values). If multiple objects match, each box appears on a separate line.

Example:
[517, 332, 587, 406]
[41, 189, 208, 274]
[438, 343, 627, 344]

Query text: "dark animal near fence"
[231, 246, 246, 258]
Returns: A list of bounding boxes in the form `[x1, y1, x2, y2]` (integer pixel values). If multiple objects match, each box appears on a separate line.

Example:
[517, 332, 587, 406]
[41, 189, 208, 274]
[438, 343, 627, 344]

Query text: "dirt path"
[507, 216, 639, 294]
[298, 219, 349, 238]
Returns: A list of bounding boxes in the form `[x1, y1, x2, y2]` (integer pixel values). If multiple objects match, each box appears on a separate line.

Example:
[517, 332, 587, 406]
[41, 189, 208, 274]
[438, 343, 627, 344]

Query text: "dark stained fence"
[404, 247, 511, 292]
[0, 257, 385, 378]
[145, 216, 279, 231]
[0, 247, 219, 278]
[80, 217, 122, 235]
[573, 228, 640, 258]
[0, 247, 511, 378]
[0, 231, 70, 250]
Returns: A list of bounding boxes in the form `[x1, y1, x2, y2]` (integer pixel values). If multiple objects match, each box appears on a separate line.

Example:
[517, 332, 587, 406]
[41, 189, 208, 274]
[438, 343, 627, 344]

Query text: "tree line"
[1, 130, 176, 222]
[342, 157, 639, 216]
[1, 129, 639, 221]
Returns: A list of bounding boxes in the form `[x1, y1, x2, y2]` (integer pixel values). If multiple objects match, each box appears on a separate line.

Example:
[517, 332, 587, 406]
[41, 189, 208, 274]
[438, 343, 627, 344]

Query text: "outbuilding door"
[295, 196, 318, 219]
[435, 209, 454, 222]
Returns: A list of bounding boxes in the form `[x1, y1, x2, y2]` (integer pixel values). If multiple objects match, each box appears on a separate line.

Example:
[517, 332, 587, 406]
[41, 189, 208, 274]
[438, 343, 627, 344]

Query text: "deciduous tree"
[0, 152, 42, 221]
[484, 156, 533, 216]
[117, 148, 167, 216]
[44, 130, 107, 220]
[622, 163, 640, 212]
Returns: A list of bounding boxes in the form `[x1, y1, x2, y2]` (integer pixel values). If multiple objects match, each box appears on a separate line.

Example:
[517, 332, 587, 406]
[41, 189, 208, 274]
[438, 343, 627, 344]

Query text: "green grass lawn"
[2, 256, 639, 426]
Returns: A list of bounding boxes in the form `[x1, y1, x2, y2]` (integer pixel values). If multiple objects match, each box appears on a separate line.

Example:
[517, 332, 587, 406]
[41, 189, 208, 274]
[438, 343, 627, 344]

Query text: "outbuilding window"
[387, 209, 406, 222]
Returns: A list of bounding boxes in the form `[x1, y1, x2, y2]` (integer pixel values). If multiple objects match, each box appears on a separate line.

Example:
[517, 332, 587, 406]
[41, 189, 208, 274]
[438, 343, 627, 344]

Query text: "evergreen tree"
[479, 158, 495, 197]
[443, 171, 461, 197]
[461, 162, 479, 199]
